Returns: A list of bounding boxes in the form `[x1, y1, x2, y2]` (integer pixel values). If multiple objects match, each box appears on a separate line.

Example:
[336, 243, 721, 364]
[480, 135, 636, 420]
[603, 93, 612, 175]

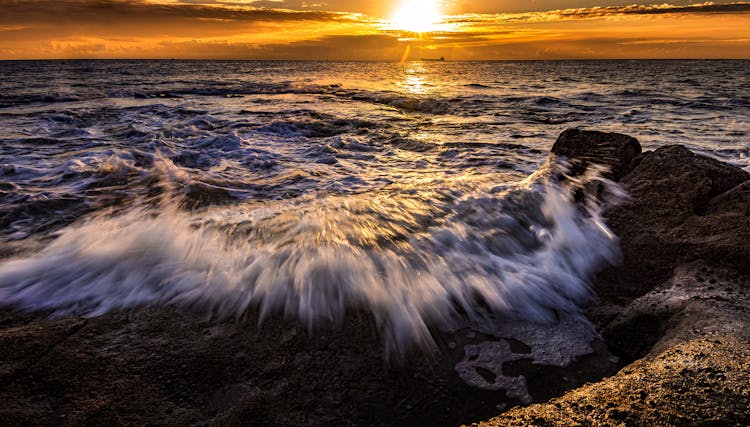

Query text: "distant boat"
[421, 56, 445, 61]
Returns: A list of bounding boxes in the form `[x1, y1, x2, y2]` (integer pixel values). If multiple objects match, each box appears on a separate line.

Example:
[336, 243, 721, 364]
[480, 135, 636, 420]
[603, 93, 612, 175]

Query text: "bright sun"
[390, 0, 443, 33]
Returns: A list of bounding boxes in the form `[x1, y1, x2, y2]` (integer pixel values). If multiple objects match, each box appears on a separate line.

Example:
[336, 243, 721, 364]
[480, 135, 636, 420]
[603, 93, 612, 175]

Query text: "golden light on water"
[389, 0, 444, 33]
[400, 62, 429, 94]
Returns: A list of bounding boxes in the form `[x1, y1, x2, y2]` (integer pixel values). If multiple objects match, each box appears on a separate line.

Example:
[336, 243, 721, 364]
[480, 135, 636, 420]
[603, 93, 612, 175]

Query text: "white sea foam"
[0, 157, 622, 355]
[1, 60, 746, 356]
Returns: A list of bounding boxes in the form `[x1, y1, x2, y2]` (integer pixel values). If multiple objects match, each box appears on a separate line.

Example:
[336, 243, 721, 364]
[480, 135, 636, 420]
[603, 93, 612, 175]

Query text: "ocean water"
[0, 60, 748, 353]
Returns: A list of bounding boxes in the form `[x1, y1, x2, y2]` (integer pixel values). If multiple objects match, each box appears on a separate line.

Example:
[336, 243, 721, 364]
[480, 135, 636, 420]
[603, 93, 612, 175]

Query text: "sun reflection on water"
[399, 62, 429, 95]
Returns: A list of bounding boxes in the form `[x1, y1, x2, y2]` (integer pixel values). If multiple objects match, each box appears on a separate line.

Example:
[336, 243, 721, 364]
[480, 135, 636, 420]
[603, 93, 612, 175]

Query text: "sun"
[389, 0, 443, 33]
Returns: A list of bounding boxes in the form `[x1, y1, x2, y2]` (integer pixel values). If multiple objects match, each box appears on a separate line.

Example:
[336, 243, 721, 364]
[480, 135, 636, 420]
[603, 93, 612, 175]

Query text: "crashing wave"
[0, 155, 623, 356]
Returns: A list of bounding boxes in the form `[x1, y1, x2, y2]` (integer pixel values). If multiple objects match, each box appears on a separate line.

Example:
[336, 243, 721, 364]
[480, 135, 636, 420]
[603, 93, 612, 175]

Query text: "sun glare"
[390, 0, 443, 33]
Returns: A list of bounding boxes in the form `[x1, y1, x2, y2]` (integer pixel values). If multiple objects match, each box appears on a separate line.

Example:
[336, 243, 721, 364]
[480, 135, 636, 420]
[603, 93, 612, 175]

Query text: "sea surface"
[0, 60, 748, 353]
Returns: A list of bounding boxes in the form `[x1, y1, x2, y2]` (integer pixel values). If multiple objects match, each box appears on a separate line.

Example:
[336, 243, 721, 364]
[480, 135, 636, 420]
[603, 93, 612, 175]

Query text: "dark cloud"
[157, 34, 405, 60]
[450, 0, 725, 13]
[0, 0, 368, 40]
[556, 2, 750, 18]
[446, 2, 750, 24]
[0, 0, 359, 26]
[176, 0, 397, 15]
[170, 0, 750, 15]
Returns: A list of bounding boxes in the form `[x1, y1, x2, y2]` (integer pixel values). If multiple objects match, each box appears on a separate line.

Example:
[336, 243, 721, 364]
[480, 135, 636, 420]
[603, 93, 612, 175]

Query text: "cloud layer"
[1, 1, 748, 59]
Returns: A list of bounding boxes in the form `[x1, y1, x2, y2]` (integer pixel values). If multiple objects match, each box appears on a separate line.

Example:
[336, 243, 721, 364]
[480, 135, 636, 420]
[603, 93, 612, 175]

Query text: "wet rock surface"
[551, 128, 641, 181]
[0, 308, 620, 426]
[479, 261, 750, 426]
[2, 129, 749, 426]
[478, 132, 750, 426]
[600, 144, 750, 300]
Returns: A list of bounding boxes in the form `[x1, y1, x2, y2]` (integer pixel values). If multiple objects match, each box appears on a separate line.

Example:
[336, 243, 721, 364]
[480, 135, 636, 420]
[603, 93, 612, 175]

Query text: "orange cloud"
[0, 1, 748, 59]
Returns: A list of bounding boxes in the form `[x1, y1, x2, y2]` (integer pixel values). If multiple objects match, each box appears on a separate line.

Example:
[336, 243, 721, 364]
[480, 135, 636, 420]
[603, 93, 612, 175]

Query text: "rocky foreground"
[1, 129, 749, 426]
[479, 130, 750, 426]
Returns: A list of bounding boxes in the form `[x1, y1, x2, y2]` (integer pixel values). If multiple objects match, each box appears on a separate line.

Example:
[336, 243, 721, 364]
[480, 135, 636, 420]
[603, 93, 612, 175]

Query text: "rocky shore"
[1, 129, 748, 426]
[478, 130, 750, 426]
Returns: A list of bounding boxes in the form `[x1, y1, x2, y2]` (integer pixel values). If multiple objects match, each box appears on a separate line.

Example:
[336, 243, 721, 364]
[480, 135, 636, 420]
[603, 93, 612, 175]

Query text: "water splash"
[0, 156, 622, 355]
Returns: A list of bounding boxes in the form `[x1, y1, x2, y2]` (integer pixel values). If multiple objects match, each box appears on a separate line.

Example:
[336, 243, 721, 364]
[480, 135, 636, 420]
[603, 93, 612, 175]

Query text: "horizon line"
[2, 57, 750, 62]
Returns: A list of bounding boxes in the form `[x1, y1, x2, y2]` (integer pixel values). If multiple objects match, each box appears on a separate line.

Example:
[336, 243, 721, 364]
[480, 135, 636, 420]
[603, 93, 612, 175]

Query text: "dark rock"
[478, 137, 750, 427]
[0, 302, 621, 426]
[623, 144, 748, 204]
[599, 144, 750, 299]
[707, 180, 750, 216]
[551, 129, 642, 181]
[482, 263, 750, 427]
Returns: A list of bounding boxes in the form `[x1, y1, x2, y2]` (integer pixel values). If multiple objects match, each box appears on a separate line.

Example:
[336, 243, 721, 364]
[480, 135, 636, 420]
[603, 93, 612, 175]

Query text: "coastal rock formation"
[478, 132, 750, 426]
[452, 315, 617, 405]
[479, 265, 750, 426]
[1, 129, 748, 426]
[0, 308, 620, 426]
[551, 128, 641, 181]
[600, 144, 750, 299]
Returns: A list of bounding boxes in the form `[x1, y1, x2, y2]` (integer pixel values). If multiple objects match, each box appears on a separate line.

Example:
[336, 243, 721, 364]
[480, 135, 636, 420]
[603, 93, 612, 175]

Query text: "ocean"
[0, 60, 748, 353]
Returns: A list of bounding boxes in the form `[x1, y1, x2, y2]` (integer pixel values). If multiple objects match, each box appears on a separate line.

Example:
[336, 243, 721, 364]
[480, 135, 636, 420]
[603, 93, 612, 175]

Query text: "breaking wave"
[0, 156, 623, 355]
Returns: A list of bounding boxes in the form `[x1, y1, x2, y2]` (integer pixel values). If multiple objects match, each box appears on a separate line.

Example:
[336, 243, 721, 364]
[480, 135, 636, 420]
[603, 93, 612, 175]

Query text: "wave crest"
[0, 157, 623, 356]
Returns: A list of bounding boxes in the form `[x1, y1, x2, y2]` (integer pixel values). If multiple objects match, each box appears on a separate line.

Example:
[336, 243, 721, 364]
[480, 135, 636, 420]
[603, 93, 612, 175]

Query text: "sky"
[1, 0, 749, 60]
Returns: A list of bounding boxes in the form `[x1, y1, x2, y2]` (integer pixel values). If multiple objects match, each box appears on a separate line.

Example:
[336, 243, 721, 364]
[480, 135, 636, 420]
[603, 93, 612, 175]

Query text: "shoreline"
[478, 132, 750, 426]
[1, 129, 748, 426]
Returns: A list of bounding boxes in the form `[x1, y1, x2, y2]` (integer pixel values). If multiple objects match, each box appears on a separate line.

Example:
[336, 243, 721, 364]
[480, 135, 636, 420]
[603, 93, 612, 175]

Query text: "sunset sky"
[1, 0, 749, 60]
